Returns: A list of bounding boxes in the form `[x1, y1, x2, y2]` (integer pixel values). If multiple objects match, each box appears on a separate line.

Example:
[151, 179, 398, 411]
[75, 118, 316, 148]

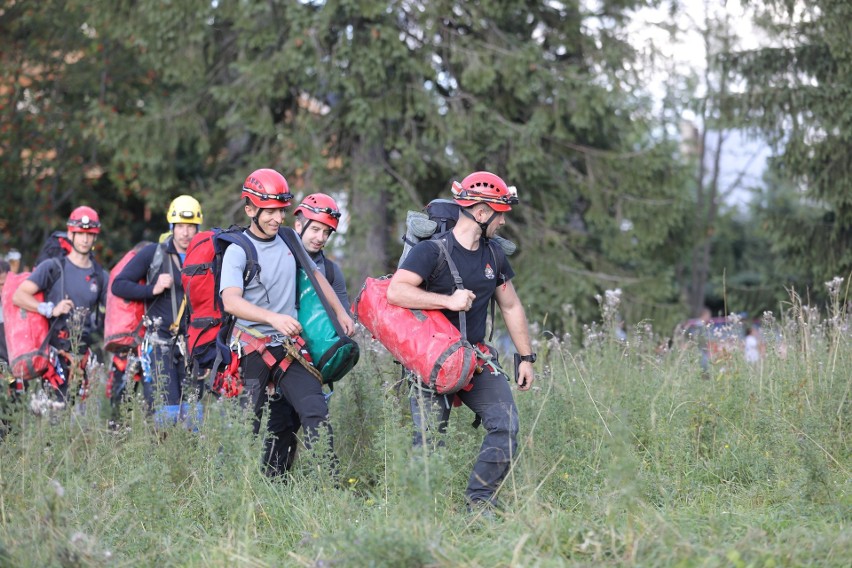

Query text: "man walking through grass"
[220, 168, 354, 477]
[13, 206, 108, 403]
[387, 171, 536, 514]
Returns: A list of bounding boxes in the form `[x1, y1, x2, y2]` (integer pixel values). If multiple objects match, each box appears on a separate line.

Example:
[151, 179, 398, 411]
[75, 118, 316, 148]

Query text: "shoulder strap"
[485, 241, 502, 342]
[426, 231, 454, 285]
[432, 237, 464, 291]
[90, 259, 106, 328]
[91, 259, 106, 297]
[142, 239, 179, 331]
[432, 237, 468, 342]
[278, 227, 348, 340]
[43, 257, 65, 299]
[323, 256, 335, 286]
[147, 240, 168, 285]
[218, 228, 261, 286]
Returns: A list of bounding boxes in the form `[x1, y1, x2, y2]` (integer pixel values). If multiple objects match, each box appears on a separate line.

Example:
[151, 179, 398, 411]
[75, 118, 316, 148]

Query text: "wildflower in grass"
[50, 479, 65, 498]
[30, 390, 65, 416]
[595, 288, 623, 338]
[825, 276, 843, 296]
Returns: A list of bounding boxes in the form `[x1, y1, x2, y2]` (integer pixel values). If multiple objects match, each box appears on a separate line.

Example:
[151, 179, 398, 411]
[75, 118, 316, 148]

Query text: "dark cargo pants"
[410, 361, 519, 505]
[241, 345, 336, 477]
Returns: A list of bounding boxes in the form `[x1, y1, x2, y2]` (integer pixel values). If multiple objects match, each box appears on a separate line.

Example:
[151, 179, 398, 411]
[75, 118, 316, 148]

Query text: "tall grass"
[0, 293, 849, 567]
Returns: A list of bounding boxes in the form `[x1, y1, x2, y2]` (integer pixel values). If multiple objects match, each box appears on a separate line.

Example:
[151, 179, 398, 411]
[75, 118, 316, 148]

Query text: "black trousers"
[240, 346, 336, 477]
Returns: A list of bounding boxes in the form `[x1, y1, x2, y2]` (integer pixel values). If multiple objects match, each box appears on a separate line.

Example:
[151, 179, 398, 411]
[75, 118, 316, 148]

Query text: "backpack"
[2, 271, 50, 380]
[181, 226, 260, 375]
[34, 231, 73, 266]
[103, 240, 163, 352]
[279, 228, 359, 384]
[2, 241, 105, 380]
[353, 239, 477, 394]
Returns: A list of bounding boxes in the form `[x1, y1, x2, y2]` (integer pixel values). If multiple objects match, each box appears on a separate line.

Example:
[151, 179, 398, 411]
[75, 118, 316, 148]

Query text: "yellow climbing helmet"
[167, 195, 203, 225]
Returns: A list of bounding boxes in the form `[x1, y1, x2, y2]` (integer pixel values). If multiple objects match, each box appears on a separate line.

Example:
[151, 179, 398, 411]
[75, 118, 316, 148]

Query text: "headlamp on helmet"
[167, 195, 203, 225]
[294, 193, 342, 230]
[67, 206, 102, 234]
[451, 171, 519, 212]
[242, 169, 293, 209]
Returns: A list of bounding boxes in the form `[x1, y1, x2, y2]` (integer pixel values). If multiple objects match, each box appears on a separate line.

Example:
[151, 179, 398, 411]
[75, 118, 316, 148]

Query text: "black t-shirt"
[400, 232, 514, 344]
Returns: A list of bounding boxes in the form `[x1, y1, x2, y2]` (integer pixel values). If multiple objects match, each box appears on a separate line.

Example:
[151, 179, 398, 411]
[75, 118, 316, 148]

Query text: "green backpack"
[279, 227, 360, 384]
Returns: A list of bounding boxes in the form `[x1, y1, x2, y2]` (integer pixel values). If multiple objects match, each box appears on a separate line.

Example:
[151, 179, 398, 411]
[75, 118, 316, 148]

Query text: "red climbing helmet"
[241, 169, 293, 209]
[451, 171, 518, 212]
[294, 193, 342, 231]
[67, 206, 101, 234]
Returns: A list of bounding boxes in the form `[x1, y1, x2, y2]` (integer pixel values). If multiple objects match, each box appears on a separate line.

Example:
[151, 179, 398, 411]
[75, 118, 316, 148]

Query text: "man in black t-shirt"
[387, 171, 536, 513]
[111, 195, 203, 422]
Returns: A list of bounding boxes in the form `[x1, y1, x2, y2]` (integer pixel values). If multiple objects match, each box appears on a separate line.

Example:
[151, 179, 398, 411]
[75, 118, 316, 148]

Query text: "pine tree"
[728, 0, 852, 286]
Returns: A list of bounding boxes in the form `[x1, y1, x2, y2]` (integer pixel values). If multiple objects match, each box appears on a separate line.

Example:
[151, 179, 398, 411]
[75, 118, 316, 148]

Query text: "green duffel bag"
[297, 268, 360, 384]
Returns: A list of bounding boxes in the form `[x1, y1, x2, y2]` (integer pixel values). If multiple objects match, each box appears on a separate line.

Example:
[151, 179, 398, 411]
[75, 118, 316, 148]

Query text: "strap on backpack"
[430, 236, 503, 342]
[323, 256, 335, 287]
[278, 227, 349, 342]
[432, 238, 468, 343]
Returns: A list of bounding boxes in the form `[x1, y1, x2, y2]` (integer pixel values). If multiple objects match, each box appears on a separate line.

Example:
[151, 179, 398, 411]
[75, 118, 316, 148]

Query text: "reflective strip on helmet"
[68, 217, 101, 229]
[451, 181, 519, 206]
[242, 186, 293, 202]
[299, 203, 341, 219]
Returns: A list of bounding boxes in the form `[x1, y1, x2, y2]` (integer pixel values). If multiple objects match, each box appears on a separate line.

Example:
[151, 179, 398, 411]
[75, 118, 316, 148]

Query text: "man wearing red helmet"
[220, 169, 355, 477]
[387, 171, 536, 514]
[13, 206, 109, 401]
[293, 193, 350, 312]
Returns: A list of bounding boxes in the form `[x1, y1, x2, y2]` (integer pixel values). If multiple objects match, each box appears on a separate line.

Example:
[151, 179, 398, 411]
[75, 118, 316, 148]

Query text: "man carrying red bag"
[387, 171, 536, 515]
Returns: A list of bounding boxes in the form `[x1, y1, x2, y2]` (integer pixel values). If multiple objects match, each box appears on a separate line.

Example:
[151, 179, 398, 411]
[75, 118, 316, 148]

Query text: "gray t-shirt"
[219, 231, 316, 338]
[27, 257, 108, 344]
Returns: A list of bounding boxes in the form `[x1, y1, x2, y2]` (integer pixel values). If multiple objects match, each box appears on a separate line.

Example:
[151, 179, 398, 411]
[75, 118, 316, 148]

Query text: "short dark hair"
[0, 259, 10, 273]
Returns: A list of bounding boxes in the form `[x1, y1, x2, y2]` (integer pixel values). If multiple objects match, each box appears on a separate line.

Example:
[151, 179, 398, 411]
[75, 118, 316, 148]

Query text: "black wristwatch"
[518, 353, 537, 363]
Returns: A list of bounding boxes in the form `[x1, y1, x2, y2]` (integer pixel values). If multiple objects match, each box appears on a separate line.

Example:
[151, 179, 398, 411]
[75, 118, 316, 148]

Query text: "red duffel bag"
[104, 246, 147, 352]
[352, 276, 477, 394]
[2, 272, 50, 380]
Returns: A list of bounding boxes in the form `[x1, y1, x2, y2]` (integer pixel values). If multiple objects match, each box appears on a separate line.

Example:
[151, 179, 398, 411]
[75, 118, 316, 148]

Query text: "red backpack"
[181, 226, 259, 378]
[2, 271, 50, 380]
[103, 241, 158, 352]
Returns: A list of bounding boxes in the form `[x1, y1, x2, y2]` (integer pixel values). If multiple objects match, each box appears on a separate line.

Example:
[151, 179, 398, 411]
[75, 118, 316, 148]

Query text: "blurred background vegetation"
[1, 0, 849, 339]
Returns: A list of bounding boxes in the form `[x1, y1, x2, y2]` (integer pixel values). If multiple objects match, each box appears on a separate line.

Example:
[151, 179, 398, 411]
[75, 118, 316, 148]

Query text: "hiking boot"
[466, 500, 498, 520]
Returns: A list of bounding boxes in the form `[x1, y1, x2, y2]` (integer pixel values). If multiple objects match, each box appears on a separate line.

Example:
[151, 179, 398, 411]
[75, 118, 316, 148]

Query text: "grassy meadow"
[0, 299, 850, 567]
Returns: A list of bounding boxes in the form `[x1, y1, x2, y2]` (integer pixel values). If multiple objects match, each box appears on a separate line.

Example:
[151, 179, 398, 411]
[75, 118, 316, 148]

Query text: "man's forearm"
[387, 282, 451, 310]
[503, 303, 533, 354]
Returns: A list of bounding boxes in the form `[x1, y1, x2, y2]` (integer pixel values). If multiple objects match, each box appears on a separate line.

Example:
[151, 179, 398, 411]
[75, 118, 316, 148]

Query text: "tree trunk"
[347, 142, 390, 292]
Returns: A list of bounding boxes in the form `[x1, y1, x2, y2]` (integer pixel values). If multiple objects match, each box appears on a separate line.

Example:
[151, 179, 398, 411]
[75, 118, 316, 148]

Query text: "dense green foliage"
[2, 0, 850, 332]
[730, 0, 852, 288]
[1, 297, 849, 566]
[1, 0, 695, 334]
